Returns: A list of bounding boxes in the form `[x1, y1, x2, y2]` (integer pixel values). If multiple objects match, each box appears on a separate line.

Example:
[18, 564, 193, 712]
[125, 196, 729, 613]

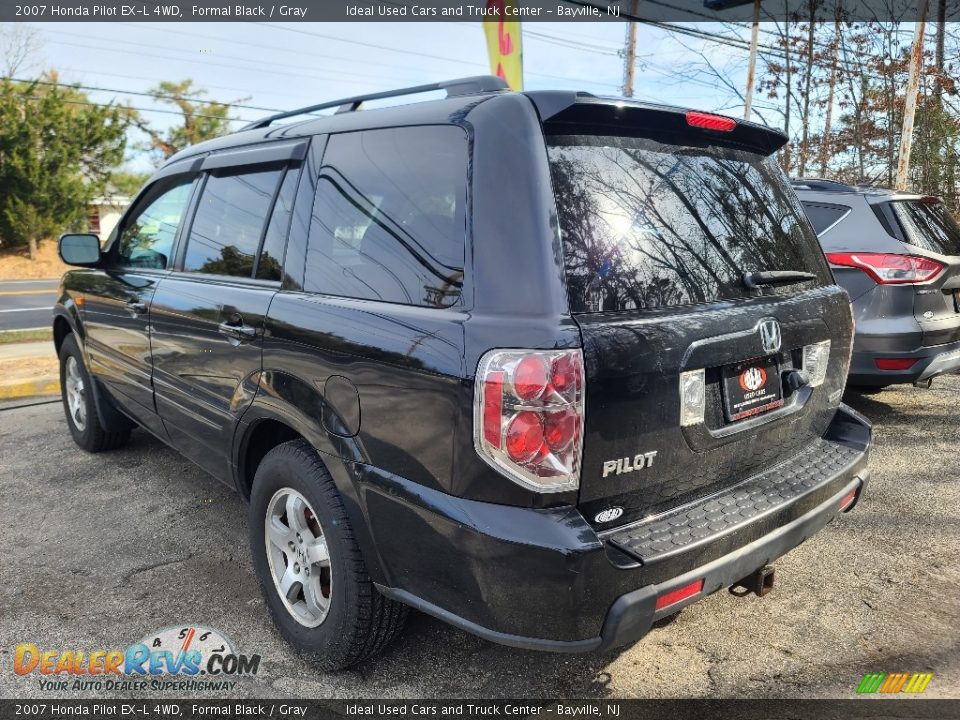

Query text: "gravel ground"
[1, 379, 958, 700]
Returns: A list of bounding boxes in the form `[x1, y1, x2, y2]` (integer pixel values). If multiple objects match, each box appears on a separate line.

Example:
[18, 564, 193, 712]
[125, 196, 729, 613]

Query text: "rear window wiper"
[742, 270, 817, 289]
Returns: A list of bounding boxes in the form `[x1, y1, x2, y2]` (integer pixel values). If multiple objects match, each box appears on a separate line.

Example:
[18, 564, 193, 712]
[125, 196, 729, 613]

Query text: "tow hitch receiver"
[730, 565, 776, 598]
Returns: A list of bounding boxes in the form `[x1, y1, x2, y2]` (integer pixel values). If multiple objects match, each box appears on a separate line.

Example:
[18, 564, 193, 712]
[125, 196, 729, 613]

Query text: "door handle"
[126, 299, 148, 315]
[218, 320, 257, 344]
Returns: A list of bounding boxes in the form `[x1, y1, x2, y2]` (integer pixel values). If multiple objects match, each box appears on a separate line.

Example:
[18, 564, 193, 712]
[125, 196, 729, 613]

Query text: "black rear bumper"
[365, 404, 871, 652]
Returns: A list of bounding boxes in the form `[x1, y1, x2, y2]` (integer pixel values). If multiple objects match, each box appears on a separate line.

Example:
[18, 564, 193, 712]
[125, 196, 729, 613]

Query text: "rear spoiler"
[525, 91, 787, 157]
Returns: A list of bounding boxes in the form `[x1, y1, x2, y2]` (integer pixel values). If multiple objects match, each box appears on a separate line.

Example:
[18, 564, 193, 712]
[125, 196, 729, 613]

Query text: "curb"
[0, 377, 60, 400]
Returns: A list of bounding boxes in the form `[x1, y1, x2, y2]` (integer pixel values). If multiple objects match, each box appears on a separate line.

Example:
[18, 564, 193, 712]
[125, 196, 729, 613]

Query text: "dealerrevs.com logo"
[13, 625, 261, 692]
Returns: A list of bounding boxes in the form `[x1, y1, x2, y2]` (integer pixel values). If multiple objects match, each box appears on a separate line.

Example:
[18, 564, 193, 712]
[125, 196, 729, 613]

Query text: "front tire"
[249, 439, 407, 670]
[59, 334, 131, 452]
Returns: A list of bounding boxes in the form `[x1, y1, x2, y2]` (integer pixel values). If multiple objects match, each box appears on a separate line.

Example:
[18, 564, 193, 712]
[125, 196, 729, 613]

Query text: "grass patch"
[0, 328, 52, 345]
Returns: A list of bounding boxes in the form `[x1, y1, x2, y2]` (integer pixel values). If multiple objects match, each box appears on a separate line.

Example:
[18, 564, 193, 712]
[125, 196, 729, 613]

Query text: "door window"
[116, 177, 195, 270]
[256, 167, 300, 281]
[184, 166, 284, 277]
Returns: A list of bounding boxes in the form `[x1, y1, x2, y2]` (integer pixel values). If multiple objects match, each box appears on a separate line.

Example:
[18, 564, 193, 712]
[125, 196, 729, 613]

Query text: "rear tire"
[249, 439, 407, 670]
[59, 334, 131, 452]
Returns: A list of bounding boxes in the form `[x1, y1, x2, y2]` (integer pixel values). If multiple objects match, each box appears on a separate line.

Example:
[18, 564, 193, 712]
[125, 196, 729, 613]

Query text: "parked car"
[53, 77, 871, 669]
[794, 178, 960, 390]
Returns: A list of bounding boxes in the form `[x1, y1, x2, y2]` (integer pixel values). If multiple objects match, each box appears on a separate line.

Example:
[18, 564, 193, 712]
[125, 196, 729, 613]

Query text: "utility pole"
[622, 0, 639, 97]
[743, 0, 761, 119]
[896, 0, 929, 191]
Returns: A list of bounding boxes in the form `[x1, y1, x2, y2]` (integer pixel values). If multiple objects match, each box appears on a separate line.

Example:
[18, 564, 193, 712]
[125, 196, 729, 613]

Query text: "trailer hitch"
[729, 565, 775, 598]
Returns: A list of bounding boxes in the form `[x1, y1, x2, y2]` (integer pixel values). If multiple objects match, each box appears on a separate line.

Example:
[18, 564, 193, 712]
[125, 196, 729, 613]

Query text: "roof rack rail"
[790, 177, 856, 193]
[240, 75, 510, 131]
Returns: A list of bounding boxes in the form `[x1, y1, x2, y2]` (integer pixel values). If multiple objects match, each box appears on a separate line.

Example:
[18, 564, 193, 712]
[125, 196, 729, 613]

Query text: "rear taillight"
[686, 111, 737, 132]
[825, 252, 944, 285]
[474, 349, 584, 493]
[802, 340, 832, 388]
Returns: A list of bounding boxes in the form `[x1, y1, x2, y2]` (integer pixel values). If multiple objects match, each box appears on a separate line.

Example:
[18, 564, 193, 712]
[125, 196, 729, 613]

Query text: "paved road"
[1, 381, 958, 700]
[0, 279, 58, 331]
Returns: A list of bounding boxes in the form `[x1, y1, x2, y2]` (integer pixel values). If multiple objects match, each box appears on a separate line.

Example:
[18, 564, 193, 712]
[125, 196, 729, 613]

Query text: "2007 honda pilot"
[54, 77, 871, 669]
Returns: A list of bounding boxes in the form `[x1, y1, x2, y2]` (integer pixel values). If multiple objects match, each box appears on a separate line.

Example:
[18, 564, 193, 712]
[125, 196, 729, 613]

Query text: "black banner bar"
[0, 700, 956, 720]
[0, 0, 947, 23]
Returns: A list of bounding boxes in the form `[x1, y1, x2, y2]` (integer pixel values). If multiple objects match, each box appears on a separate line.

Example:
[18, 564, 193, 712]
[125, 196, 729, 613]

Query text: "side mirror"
[58, 233, 101, 267]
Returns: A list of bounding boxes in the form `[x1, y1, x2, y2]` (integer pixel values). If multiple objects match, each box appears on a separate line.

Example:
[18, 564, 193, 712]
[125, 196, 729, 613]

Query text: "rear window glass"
[888, 200, 960, 256]
[801, 202, 850, 236]
[547, 135, 829, 313]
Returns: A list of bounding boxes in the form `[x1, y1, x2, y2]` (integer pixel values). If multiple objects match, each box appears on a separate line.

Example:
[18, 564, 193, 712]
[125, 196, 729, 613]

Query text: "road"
[0, 279, 58, 331]
[1, 381, 958, 700]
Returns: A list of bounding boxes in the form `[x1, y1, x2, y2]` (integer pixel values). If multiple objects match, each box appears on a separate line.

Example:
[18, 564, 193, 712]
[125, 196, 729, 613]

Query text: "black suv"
[54, 77, 871, 669]
[794, 178, 960, 390]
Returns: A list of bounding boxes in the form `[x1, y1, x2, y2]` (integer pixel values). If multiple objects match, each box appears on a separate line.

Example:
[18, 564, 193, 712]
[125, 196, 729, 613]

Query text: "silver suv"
[794, 178, 960, 390]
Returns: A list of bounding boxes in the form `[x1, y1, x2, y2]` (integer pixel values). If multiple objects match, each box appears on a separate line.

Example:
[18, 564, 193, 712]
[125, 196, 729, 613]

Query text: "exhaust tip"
[913, 378, 934, 389]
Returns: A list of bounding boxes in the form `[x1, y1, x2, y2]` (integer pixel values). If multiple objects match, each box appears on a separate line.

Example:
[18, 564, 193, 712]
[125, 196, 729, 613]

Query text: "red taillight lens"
[474, 349, 585, 493]
[825, 252, 944, 285]
[506, 411, 545, 463]
[482, 371, 505, 449]
[874, 358, 919, 371]
[544, 407, 578, 450]
[686, 111, 737, 132]
[550, 355, 578, 395]
[513, 355, 549, 400]
[655, 579, 704, 611]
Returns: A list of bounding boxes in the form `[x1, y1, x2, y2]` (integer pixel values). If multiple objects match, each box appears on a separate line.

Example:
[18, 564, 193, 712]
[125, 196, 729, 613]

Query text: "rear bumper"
[848, 337, 960, 385]
[364, 405, 871, 652]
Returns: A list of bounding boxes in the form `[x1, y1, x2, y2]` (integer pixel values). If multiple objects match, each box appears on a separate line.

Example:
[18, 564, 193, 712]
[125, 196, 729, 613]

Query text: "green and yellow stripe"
[857, 672, 933, 694]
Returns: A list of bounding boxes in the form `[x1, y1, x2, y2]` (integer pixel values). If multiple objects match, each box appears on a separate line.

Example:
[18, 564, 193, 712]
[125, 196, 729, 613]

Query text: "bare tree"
[0, 24, 42, 78]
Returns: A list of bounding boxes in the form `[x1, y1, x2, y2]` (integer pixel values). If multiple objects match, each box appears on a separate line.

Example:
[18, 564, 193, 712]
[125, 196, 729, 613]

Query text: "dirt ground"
[1, 380, 958, 700]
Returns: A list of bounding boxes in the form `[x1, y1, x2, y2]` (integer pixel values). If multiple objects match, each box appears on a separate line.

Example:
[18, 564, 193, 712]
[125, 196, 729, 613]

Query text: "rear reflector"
[655, 578, 704, 611]
[839, 488, 858, 511]
[825, 252, 944, 285]
[686, 111, 736, 132]
[875, 358, 919, 371]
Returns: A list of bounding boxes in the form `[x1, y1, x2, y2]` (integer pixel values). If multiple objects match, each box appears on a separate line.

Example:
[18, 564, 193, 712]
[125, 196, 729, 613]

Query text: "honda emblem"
[759, 319, 782, 354]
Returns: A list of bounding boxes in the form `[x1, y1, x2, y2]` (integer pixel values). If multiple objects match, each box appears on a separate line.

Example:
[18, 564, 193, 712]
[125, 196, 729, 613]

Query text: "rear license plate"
[722, 357, 784, 422]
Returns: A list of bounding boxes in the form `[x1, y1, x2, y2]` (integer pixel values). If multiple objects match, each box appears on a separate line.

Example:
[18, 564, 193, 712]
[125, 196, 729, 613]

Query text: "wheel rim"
[64, 356, 87, 432]
[264, 488, 332, 628]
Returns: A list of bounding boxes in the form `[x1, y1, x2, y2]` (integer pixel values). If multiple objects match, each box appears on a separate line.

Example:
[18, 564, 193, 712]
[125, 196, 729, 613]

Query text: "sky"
[16, 21, 754, 171]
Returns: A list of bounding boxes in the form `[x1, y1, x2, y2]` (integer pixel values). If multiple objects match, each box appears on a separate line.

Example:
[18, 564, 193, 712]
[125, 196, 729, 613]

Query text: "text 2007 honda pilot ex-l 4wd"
[54, 77, 871, 669]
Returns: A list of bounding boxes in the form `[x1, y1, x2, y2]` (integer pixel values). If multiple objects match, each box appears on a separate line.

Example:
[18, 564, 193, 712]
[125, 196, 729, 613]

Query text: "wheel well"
[53, 316, 72, 355]
[240, 419, 302, 499]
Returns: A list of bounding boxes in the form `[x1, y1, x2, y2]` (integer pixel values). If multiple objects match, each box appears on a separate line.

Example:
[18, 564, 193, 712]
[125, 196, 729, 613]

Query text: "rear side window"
[184, 166, 284, 277]
[547, 135, 829, 313]
[887, 200, 960, 256]
[304, 126, 466, 308]
[801, 202, 850, 236]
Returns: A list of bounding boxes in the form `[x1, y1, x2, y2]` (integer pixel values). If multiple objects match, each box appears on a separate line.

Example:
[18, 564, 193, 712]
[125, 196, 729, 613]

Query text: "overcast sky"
[19, 21, 751, 170]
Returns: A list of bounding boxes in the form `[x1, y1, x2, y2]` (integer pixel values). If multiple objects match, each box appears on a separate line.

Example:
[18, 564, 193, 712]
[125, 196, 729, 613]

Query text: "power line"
[3, 76, 286, 114]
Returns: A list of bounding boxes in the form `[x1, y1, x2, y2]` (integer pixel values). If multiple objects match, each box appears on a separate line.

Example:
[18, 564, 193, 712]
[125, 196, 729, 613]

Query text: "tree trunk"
[783, 22, 793, 174]
[28, 236, 38, 261]
[798, 1, 816, 176]
[820, 19, 841, 175]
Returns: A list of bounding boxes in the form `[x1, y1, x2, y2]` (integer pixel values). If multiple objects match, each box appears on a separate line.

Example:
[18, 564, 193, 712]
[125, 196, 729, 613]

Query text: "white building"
[88, 195, 131, 239]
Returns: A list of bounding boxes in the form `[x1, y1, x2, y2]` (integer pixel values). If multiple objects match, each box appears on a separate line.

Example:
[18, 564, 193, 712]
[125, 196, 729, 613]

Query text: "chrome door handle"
[127, 299, 148, 315]
[218, 320, 257, 343]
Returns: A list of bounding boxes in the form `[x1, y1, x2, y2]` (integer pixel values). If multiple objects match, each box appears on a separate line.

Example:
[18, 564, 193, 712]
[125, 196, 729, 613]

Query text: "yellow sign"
[483, 0, 523, 91]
